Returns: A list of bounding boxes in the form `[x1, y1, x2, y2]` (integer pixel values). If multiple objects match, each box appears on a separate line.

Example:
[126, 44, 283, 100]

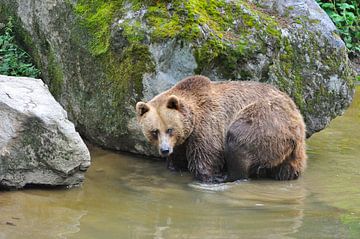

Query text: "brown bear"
[136, 75, 307, 182]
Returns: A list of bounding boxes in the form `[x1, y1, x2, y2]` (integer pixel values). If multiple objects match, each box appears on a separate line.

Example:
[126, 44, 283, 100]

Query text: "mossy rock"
[0, 0, 355, 155]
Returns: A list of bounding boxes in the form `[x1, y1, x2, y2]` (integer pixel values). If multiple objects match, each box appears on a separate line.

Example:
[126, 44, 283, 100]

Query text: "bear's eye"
[167, 128, 174, 135]
[151, 130, 159, 139]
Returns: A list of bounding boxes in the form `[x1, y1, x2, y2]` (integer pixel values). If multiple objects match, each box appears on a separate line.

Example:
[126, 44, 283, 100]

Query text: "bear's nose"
[160, 149, 170, 156]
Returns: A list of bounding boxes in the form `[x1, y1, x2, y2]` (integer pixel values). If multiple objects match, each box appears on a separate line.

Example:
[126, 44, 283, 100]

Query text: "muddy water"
[1, 87, 360, 239]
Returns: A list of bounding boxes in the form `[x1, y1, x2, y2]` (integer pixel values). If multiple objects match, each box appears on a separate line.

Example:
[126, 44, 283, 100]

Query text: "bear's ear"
[167, 95, 180, 110]
[136, 102, 150, 117]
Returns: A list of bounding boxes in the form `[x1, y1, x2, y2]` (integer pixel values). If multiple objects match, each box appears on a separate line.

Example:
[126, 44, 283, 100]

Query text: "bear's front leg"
[166, 156, 177, 171]
[186, 137, 226, 183]
[166, 144, 189, 172]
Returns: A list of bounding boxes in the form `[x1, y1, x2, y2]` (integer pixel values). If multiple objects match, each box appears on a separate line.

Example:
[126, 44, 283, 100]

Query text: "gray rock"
[252, 0, 355, 134]
[0, 75, 90, 189]
[143, 39, 198, 101]
[0, 0, 355, 156]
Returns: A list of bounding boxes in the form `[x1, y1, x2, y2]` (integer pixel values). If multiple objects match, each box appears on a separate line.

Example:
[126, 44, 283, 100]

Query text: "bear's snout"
[158, 134, 174, 157]
[159, 143, 173, 157]
[160, 148, 170, 156]
[160, 146, 173, 157]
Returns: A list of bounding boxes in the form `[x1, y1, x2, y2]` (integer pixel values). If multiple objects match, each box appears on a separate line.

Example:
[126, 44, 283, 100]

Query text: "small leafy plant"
[316, 0, 359, 57]
[0, 17, 40, 78]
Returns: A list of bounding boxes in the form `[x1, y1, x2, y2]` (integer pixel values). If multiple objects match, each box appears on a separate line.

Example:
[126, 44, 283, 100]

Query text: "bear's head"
[136, 95, 194, 157]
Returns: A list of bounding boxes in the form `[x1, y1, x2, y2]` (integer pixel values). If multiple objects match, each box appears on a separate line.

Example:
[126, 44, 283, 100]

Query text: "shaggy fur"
[136, 75, 307, 182]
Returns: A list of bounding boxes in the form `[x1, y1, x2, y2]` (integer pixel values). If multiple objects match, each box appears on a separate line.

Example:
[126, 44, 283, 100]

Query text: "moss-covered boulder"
[0, 0, 355, 155]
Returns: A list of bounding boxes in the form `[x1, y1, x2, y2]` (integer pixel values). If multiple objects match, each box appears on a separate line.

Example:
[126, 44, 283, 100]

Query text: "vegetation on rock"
[74, 0, 356, 132]
[316, 0, 359, 57]
[75, 0, 282, 79]
[0, 17, 40, 78]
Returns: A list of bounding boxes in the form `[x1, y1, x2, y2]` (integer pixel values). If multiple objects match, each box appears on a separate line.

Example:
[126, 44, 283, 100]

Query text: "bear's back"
[173, 75, 211, 92]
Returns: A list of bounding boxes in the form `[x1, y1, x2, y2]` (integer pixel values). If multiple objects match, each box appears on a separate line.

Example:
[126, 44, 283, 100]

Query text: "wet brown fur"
[136, 75, 307, 182]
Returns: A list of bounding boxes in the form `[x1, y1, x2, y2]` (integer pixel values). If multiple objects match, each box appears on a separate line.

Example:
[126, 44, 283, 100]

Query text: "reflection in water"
[0, 149, 308, 239]
[0, 190, 87, 239]
[87, 150, 308, 239]
[0, 87, 359, 239]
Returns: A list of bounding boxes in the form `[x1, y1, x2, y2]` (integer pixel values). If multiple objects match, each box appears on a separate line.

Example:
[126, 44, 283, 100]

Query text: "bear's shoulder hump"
[175, 75, 211, 92]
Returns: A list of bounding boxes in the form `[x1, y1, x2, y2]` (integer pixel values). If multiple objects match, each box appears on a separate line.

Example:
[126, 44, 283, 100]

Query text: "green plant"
[0, 17, 40, 77]
[316, 0, 360, 57]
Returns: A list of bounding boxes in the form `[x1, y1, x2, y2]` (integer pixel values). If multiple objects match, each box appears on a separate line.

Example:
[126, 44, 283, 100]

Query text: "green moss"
[322, 48, 355, 87]
[104, 43, 155, 103]
[89, 43, 155, 135]
[31, 0, 356, 122]
[288, 6, 295, 11]
[146, 3, 182, 40]
[0, 4, 14, 23]
[272, 36, 308, 112]
[293, 70, 304, 110]
[121, 20, 145, 42]
[272, 27, 356, 120]
[75, 0, 281, 80]
[294, 18, 302, 24]
[143, 0, 234, 42]
[75, 0, 121, 56]
[47, 49, 64, 98]
[74, 1, 158, 135]
[309, 19, 321, 24]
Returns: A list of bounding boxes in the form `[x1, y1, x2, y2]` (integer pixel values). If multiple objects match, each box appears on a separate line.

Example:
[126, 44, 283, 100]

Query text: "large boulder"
[0, 0, 355, 156]
[0, 75, 90, 189]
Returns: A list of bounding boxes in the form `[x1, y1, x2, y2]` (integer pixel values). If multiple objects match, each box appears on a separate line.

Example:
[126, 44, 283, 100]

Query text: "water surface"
[1, 87, 359, 239]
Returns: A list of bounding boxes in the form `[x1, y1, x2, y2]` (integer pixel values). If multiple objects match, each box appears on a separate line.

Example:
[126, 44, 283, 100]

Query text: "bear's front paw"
[195, 174, 227, 184]
[166, 158, 177, 172]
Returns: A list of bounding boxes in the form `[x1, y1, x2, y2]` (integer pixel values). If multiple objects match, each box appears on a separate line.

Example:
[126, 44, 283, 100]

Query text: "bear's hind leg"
[225, 121, 254, 181]
[268, 161, 300, 180]
[269, 143, 306, 180]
